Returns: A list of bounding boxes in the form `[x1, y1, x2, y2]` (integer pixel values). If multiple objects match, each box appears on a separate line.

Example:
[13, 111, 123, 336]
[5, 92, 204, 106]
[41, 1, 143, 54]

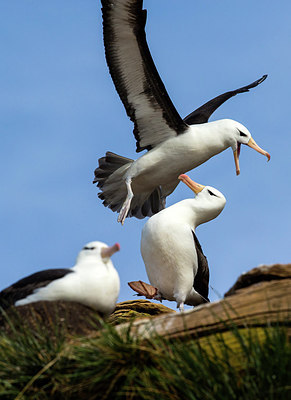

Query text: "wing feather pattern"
[0, 269, 74, 309]
[101, 0, 188, 152]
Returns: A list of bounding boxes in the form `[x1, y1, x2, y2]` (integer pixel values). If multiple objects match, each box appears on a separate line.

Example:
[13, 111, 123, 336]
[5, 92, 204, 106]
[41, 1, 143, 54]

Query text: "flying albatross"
[0, 241, 120, 316]
[94, 0, 270, 224]
[129, 174, 226, 311]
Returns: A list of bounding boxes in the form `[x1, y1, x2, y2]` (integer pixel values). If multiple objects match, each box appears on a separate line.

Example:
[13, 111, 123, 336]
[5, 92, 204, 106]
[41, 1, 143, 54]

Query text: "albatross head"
[178, 174, 226, 225]
[225, 119, 270, 176]
[76, 241, 120, 264]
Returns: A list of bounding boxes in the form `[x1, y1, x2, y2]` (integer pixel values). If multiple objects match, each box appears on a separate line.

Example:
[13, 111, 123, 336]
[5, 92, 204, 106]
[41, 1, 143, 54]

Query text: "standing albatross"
[94, 0, 270, 224]
[0, 241, 120, 316]
[129, 174, 226, 311]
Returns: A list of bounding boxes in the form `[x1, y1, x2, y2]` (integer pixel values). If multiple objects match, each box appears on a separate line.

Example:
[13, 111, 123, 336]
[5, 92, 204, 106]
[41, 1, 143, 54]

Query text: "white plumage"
[94, 0, 270, 224]
[140, 175, 226, 311]
[1, 241, 120, 316]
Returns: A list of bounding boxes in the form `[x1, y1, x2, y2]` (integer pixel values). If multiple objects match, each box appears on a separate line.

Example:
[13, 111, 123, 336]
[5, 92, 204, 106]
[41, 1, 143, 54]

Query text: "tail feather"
[150, 187, 162, 214]
[93, 151, 164, 219]
[93, 152, 132, 188]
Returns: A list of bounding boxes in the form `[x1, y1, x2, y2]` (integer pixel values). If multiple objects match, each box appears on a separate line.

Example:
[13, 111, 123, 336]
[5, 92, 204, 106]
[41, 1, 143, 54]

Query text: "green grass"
[0, 313, 290, 400]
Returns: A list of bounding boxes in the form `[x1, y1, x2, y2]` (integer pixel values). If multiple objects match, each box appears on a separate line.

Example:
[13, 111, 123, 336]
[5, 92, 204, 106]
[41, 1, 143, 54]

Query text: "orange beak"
[247, 137, 271, 161]
[178, 174, 205, 194]
[101, 243, 120, 259]
[234, 137, 270, 176]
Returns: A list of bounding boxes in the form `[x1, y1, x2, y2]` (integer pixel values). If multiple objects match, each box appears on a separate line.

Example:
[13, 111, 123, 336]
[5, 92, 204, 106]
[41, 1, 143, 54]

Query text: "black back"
[0, 268, 73, 310]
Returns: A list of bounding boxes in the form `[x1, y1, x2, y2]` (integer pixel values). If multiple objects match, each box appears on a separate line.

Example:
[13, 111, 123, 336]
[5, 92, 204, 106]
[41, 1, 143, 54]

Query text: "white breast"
[141, 209, 197, 300]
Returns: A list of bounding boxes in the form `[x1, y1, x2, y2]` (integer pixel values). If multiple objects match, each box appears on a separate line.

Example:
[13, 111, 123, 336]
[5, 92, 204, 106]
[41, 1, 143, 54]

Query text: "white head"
[179, 174, 226, 226]
[76, 241, 120, 264]
[222, 119, 270, 176]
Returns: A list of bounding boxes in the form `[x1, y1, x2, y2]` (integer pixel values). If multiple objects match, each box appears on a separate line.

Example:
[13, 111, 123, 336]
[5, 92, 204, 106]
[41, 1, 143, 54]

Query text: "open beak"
[247, 137, 271, 161]
[178, 174, 205, 194]
[101, 243, 120, 259]
[234, 137, 270, 176]
[233, 148, 240, 176]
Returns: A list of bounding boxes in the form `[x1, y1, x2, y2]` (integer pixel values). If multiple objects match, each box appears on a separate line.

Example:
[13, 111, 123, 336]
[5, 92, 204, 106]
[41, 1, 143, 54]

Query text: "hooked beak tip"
[178, 174, 204, 194]
[178, 174, 187, 181]
[114, 243, 121, 252]
[266, 152, 271, 162]
[248, 138, 270, 162]
[101, 243, 120, 259]
[236, 169, 240, 176]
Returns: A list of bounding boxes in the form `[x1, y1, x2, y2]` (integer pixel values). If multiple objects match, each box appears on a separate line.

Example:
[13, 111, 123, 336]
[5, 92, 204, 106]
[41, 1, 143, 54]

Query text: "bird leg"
[117, 177, 133, 225]
[161, 196, 166, 209]
[154, 292, 163, 302]
[177, 301, 185, 312]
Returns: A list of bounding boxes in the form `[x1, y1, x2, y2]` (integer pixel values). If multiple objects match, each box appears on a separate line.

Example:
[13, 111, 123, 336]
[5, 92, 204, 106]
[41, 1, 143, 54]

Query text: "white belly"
[141, 213, 197, 301]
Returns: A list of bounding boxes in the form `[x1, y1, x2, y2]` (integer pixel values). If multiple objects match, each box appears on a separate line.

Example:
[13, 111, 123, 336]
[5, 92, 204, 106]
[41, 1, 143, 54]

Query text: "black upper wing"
[101, 0, 188, 152]
[0, 268, 73, 309]
[183, 75, 267, 125]
[192, 231, 209, 301]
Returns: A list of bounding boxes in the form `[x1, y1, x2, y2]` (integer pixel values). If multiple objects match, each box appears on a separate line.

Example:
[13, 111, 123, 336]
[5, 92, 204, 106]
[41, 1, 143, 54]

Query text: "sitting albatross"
[94, 0, 270, 224]
[129, 174, 226, 311]
[0, 241, 120, 316]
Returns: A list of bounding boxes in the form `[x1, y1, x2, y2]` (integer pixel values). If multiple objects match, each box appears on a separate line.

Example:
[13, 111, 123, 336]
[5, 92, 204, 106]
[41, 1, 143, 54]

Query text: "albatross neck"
[170, 197, 223, 230]
[187, 119, 235, 158]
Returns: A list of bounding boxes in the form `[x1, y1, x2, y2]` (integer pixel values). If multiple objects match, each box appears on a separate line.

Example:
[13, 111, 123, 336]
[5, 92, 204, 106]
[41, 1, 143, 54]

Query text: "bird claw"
[117, 178, 133, 225]
[117, 203, 129, 225]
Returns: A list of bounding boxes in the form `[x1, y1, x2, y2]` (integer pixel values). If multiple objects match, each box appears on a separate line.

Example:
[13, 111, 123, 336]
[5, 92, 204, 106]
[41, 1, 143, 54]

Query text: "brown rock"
[108, 299, 174, 325]
[0, 301, 103, 336]
[1, 265, 289, 339]
[115, 264, 291, 340]
[224, 263, 291, 297]
[0, 299, 174, 336]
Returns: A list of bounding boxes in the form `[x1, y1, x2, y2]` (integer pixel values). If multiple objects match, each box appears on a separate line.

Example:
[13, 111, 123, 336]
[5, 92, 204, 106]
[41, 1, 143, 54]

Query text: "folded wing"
[0, 269, 73, 309]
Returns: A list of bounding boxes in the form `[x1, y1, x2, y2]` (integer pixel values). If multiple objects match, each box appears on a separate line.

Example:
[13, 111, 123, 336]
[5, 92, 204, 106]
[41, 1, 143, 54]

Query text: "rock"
[0, 301, 103, 336]
[224, 263, 291, 297]
[115, 264, 291, 340]
[1, 264, 290, 338]
[0, 299, 174, 336]
[108, 300, 174, 325]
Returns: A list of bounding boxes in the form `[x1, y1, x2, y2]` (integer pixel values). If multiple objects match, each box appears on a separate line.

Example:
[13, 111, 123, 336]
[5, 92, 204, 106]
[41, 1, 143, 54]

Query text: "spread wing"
[183, 75, 267, 125]
[101, 0, 188, 152]
[192, 231, 209, 301]
[0, 269, 74, 309]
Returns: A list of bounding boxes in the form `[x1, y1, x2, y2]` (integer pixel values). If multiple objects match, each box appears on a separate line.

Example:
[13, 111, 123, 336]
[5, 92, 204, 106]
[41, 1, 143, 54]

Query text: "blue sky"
[0, 0, 290, 310]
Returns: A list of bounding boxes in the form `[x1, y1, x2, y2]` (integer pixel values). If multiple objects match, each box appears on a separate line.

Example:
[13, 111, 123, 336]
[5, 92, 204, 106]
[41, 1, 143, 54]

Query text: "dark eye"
[207, 189, 217, 197]
[239, 130, 247, 137]
[83, 246, 95, 250]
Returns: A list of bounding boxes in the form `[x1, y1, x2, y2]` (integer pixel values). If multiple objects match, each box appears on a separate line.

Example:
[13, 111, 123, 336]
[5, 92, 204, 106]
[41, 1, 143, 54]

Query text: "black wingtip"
[258, 74, 268, 84]
[240, 74, 268, 92]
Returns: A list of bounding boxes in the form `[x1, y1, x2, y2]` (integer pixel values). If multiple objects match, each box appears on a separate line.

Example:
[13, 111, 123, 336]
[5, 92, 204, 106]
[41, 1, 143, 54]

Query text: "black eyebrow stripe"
[239, 129, 247, 137]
